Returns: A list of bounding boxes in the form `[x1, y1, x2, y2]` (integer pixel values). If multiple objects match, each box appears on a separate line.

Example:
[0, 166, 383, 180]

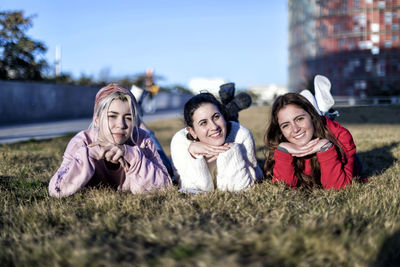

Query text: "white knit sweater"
[170, 121, 263, 192]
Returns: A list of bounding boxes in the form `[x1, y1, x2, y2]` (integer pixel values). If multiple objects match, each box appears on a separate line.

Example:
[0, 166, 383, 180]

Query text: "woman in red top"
[264, 93, 360, 189]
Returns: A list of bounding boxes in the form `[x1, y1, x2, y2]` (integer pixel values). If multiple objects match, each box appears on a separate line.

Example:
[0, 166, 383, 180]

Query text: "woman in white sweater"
[170, 92, 263, 192]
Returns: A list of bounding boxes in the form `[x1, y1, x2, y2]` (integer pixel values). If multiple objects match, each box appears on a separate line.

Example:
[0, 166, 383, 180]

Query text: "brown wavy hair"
[264, 93, 346, 189]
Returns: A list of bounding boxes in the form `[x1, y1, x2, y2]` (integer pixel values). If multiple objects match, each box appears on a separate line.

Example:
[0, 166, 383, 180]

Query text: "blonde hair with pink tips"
[90, 84, 140, 145]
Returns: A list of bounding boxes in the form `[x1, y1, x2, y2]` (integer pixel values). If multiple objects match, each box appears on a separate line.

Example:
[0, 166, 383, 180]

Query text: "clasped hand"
[88, 140, 129, 172]
[278, 138, 330, 157]
[188, 142, 233, 163]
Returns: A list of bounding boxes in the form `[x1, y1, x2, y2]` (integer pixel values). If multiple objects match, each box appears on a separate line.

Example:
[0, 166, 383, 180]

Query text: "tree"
[0, 10, 48, 80]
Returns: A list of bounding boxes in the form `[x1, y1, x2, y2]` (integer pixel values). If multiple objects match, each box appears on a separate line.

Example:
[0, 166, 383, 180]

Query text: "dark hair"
[184, 92, 228, 127]
[183, 92, 229, 140]
[264, 93, 346, 189]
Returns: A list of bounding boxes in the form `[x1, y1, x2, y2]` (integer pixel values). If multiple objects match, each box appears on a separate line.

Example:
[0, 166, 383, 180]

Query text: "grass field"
[1, 105, 400, 266]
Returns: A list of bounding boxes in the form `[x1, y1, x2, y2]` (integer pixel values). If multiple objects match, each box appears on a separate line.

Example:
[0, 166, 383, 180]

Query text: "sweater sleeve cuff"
[316, 145, 337, 162]
[187, 153, 208, 168]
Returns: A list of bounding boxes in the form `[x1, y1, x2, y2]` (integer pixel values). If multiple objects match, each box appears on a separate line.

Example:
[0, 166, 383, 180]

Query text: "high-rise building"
[288, 0, 400, 96]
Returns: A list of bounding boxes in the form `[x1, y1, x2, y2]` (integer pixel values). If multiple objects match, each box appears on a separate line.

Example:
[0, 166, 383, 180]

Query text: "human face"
[277, 104, 314, 146]
[188, 103, 227, 146]
[97, 99, 133, 145]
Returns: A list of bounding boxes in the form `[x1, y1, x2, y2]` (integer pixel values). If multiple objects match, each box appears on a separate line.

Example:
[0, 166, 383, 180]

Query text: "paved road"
[0, 109, 182, 144]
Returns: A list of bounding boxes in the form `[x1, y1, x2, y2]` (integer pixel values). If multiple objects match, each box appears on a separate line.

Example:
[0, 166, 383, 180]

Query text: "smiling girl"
[264, 93, 360, 189]
[170, 93, 262, 192]
[49, 83, 172, 198]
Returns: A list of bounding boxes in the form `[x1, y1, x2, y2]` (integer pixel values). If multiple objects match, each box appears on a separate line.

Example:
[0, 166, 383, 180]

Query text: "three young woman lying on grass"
[49, 77, 361, 197]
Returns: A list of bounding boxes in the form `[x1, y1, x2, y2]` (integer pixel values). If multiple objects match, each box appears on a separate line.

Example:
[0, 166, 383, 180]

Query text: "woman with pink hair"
[49, 83, 172, 198]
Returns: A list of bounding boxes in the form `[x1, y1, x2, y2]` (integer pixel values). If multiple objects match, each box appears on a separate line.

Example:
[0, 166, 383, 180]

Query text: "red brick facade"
[289, 0, 400, 96]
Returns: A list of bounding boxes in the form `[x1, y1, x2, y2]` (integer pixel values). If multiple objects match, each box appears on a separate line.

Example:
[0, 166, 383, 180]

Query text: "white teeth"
[294, 132, 305, 139]
[210, 131, 221, 137]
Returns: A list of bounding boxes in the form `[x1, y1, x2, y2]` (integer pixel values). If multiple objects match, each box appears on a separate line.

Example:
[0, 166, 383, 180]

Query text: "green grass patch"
[1, 106, 400, 266]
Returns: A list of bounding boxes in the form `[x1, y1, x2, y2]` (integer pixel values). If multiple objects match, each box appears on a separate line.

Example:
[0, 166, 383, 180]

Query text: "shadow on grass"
[357, 142, 400, 177]
[374, 229, 400, 266]
[0, 133, 75, 145]
[0, 175, 47, 190]
[0, 175, 48, 200]
[256, 146, 265, 153]
[0, 175, 15, 189]
[336, 106, 400, 125]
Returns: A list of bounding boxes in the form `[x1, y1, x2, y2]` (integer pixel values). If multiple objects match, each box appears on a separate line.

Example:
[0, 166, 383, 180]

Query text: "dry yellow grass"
[1, 105, 400, 266]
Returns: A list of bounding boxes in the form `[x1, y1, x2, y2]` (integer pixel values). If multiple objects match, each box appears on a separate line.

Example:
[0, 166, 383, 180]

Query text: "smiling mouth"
[294, 132, 305, 139]
[209, 130, 222, 138]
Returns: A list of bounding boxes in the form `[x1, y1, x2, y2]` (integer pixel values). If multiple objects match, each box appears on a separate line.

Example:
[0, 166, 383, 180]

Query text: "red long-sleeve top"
[272, 117, 357, 189]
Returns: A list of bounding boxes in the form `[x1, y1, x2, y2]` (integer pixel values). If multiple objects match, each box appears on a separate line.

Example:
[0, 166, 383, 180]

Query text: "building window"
[371, 34, 380, 43]
[339, 39, 344, 49]
[358, 14, 366, 26]
[354, 0, 360, 9]
[371, 46, 380, 55]
[385, 40, 392, 48]
[358, 40, 369, 49]
[393, 35, 399, 41]
[392, 24, 399, 31]
[334, 23, 342, 33]
[361, 81, 366, 91]
[385, 12, 392, 24]
[355, 80, 366, 90]
[371, 23, 380, 32]
[377, 60, 386, 77]
[319, 24, 327, 37]
[365, 58, 373, 72]
[352, 59, 361, 67]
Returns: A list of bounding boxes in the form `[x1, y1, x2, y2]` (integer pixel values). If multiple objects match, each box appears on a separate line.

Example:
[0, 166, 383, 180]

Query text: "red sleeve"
[318, 119, 356, 189]
[272, 149, 297, 187]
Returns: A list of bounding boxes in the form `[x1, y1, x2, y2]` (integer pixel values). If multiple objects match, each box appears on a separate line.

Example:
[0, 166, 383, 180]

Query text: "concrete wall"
[0, 81, 192, 125]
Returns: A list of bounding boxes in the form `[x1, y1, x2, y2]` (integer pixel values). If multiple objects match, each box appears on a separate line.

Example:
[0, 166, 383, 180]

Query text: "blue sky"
[1, 1, 288, 88]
